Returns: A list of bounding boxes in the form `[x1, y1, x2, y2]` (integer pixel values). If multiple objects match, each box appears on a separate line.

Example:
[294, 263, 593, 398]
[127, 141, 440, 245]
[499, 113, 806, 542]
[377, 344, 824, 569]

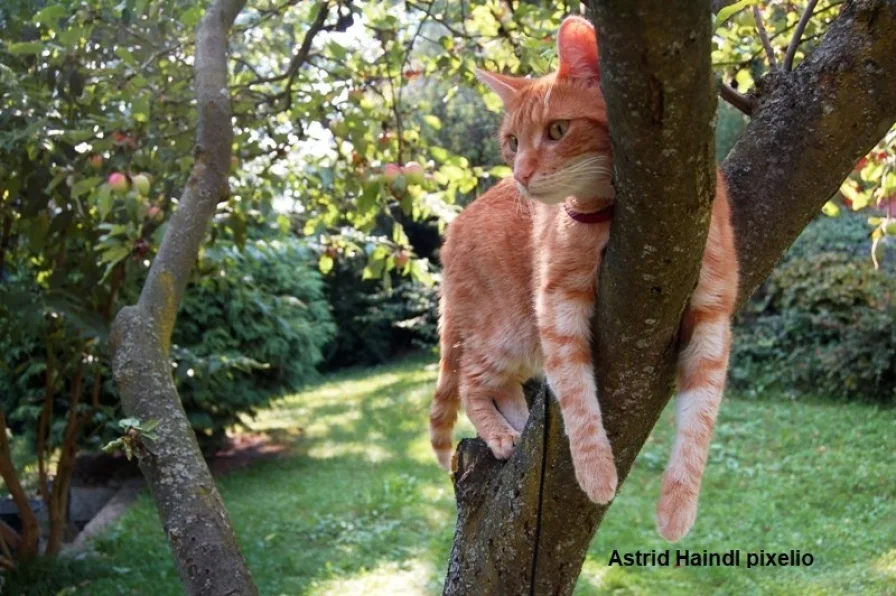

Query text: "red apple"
[108, 172, 129, 193]
[394, 250, 410, 268]
[402, 161, 425, 185]
[383, 163, 401, 183]
[88, 154, 104, 169]
[378, 133, 394, 148]
[132, 173, 151, 196]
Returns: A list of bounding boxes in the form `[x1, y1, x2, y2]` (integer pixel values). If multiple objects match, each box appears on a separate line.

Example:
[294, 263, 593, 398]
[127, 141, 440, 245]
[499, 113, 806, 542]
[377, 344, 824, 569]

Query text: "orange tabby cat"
[429, 16, 739, 541]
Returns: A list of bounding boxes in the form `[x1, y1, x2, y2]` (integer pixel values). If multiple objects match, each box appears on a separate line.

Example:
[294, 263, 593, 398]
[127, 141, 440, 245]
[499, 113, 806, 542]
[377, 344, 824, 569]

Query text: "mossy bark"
[108, 0, 257, 594]
[444, 1, 896, 594]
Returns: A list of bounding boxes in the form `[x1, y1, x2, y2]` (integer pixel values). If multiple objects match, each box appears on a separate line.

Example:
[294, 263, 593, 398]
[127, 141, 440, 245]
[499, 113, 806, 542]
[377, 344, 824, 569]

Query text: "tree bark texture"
[444, 1, 896, 594]
[108, 0, 257, 594]
[0, 411, 39, 561]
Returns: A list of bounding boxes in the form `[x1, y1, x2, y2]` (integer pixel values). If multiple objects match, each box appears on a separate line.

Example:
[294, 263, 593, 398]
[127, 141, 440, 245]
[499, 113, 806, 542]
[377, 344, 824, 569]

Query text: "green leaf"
[392, 222, 409, 247]
[7, 41, 44, 56]
[318, 254, 334, 274]
[119, 417, 141, 430]
[714, 0, 760, 29]
[140, 419, 161, 432]
[822, 201, 840, 217]
[490, 165, 512, 178]
[182, 6, 203, 27]
[32, 4, 67, 26]
[423, 115, 442, 130]
[71, 176, 102, 199]
[362, 257, 384, 280]
[357, 181, 380, 214]
[132, 93, 151, 123]
[99, 243, 131, 265]
[102, 438, 124, 453]
[409, 258, 434, 286]
[115, 46, 139, 67]
[327, 42, 348, 61]
[97, 184, 113, 219]
[734, 69, 754, 92]
[431, 146, 449, 162]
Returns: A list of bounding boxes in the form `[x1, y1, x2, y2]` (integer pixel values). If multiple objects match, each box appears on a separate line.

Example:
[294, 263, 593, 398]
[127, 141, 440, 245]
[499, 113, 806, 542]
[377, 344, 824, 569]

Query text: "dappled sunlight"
[68, 358, 895, 595]
[573, 559, 612, 594]
[308, 558, 436, 596]
[306, 440, 393, 463]
[872, 548, 896, 578]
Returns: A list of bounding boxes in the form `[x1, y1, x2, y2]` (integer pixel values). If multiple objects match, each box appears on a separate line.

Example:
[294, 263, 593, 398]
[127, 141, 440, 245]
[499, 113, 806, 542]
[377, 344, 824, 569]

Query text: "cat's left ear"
[475, 68, 528, 105]
[557, 16, 600, 83]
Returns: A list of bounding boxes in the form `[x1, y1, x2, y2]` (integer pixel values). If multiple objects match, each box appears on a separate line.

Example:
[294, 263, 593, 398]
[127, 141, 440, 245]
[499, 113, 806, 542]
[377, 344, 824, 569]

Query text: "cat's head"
[476, 16, 613, 205]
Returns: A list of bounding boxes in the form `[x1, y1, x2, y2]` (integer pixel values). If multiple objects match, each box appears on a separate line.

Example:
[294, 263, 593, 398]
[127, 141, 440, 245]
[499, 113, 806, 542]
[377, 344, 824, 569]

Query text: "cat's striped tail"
[430, 311, 461, 470]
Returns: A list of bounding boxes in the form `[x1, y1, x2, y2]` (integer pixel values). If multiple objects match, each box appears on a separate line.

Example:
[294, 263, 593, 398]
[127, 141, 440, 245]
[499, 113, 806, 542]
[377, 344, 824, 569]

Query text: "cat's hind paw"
[655, 477, 698, 542]
[485, 429, 521, 460]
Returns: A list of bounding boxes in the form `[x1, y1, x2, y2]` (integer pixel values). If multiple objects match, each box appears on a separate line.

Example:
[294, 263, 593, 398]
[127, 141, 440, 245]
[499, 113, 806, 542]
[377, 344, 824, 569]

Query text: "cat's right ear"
[474, 68, 527, 105]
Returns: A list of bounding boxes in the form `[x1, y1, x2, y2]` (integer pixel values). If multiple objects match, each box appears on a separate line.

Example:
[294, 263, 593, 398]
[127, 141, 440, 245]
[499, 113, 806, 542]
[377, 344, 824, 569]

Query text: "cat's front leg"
[538, 280, 617, 504]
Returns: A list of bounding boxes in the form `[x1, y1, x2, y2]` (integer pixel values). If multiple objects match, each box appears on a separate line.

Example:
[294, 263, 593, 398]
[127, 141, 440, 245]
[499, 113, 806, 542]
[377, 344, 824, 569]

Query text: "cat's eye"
[548, 120, 570, 140]
[507, 135, 519, 152]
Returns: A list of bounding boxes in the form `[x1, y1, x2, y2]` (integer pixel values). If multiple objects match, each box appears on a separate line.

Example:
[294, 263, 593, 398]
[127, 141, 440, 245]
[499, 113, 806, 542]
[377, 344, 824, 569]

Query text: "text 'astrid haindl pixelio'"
[608, 549, 815, 569]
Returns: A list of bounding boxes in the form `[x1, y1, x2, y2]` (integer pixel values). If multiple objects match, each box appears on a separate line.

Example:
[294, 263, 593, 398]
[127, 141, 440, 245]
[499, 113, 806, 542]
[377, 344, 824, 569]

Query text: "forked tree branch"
[109, 0, 257, 594]
[444, 0, 896, 593]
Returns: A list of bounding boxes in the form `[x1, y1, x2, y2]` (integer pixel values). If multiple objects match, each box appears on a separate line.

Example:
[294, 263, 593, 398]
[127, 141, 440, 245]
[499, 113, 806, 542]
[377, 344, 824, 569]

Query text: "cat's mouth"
[519, 178, 616, 204]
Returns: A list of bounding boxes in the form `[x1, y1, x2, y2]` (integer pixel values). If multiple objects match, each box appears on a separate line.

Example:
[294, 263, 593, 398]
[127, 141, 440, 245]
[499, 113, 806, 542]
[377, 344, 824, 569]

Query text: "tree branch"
[719, 80, 755, 115]
[753, 5, 777, 69]
[109, 0, 258, 594]
[445, 0, 718, 590]
[727, 0, 896, 304]
[0, 412, 39, 561]
[443, 0, 896, 592]
[783, 0, 820, 71]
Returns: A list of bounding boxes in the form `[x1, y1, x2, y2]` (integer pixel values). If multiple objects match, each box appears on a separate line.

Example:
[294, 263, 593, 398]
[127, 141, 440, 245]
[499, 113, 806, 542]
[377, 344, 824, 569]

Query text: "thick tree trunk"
[443, 1, 896, 593]
[108, 1, 257, 594]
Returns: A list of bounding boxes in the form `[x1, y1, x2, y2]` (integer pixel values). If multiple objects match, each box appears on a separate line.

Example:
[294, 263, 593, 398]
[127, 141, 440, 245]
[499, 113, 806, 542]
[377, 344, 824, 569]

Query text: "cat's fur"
[429, 16, 739, 541]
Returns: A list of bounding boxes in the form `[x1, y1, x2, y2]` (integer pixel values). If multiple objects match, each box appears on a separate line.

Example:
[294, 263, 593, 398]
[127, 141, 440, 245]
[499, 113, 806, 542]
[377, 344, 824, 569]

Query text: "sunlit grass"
[31, 355, 895, 595]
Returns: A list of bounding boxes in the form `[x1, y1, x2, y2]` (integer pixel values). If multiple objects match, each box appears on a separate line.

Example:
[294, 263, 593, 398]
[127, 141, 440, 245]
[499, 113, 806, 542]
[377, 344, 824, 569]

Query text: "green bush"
[173, 239, 336, 444]
[732, 215, 896, 403]
[321, 255, 438, 370]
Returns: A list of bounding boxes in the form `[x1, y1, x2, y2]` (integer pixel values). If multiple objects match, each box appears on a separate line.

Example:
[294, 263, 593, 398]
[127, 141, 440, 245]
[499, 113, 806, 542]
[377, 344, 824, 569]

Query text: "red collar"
[564, 203, 614, 224]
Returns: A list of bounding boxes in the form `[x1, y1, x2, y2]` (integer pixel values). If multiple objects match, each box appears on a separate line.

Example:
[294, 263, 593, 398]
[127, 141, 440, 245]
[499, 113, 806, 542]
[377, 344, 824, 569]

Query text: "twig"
[281, 2, 331, 107]
[752, 5, 777, 70]
[393, 0, 436, 164]
[713, 2, 843, 71]
[719, 81, 756, 116]
[784, 0, 820, 71]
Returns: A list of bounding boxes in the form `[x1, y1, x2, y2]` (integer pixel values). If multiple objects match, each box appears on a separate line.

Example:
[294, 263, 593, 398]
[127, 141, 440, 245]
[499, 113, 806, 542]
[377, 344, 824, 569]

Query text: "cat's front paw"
[572, 438, 618, 504]
[655, 476, 698, 542]
[485, 429, 521, 460]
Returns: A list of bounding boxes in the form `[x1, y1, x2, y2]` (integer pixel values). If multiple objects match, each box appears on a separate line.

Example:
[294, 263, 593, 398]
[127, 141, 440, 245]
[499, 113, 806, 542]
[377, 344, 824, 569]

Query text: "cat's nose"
[514, 166, 535, 186]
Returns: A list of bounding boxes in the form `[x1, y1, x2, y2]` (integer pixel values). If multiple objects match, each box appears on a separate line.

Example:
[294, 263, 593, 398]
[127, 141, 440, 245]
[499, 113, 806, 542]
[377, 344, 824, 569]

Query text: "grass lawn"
[20, 356, 895, 595]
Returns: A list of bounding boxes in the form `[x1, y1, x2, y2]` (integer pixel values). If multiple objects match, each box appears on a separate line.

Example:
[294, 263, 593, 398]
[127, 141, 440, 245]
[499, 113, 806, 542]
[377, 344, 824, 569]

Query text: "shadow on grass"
[60, 356, 896, 595]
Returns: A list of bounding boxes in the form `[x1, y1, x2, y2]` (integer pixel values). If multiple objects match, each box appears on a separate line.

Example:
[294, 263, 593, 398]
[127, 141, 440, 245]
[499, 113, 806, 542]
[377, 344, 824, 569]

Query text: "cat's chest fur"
[507, 204, 611, 380]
